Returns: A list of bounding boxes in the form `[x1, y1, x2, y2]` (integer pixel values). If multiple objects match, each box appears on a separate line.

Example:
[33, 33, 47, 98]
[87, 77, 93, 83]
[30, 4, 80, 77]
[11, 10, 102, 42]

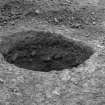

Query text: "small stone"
[91, 12, 95, 15]
[35, 9, 40, 14]
[92, 21, 96, 25]
[31, 50, 36, 56]
[54, 18, 59, 23]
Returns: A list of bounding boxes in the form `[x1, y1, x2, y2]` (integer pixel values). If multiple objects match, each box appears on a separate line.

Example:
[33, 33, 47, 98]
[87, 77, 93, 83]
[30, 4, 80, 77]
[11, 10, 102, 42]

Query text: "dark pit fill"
[2, 31, 94, 72]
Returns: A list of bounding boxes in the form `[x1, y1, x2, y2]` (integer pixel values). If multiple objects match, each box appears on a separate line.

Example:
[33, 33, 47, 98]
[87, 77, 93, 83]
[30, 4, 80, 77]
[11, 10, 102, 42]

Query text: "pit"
[0, 31, 94, 72]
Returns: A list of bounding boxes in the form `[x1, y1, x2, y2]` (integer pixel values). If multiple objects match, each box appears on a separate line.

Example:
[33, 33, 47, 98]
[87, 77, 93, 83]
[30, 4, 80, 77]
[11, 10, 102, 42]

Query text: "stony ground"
[0, 0, 105, 105]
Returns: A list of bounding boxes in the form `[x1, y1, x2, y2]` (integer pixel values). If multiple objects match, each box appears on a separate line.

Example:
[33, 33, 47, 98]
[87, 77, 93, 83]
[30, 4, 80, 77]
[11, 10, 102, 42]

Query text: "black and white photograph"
[0, 0, 105, 105]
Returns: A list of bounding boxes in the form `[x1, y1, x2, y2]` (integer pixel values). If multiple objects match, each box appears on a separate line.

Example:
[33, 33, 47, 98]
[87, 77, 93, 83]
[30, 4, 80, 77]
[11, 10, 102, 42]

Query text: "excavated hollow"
[0, 31, 94, 72]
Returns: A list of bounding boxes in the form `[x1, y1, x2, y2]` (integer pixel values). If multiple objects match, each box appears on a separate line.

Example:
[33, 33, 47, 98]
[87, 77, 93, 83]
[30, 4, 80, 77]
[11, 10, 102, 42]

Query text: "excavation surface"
[1, 31, 94, 72]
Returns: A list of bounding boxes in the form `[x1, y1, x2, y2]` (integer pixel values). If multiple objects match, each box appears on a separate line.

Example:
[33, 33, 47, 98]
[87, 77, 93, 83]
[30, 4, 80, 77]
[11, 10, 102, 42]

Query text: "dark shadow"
[1, 31, 94, 72]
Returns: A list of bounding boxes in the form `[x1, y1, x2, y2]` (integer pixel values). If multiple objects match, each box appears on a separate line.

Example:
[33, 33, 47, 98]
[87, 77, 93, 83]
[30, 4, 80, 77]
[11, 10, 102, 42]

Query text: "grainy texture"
[0, 0, 105, 105]
[2, 31, 94, 72]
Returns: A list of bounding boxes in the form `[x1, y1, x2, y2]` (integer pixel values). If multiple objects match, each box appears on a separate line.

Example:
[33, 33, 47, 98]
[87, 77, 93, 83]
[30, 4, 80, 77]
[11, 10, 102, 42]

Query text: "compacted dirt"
[0, 0, 105, 105]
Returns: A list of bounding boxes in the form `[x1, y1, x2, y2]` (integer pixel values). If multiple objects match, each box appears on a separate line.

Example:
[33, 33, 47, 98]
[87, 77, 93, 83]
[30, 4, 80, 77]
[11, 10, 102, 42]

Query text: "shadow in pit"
[0, 31, 95, 72]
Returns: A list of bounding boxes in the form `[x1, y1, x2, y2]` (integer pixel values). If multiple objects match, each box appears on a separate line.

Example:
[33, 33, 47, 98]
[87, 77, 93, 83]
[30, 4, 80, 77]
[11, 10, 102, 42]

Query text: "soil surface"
[0, 0, 105, 105]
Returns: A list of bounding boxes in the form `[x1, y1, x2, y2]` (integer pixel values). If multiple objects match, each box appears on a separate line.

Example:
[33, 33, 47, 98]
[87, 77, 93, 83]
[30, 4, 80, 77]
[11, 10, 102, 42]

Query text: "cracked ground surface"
[0, 0, 105, 105]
